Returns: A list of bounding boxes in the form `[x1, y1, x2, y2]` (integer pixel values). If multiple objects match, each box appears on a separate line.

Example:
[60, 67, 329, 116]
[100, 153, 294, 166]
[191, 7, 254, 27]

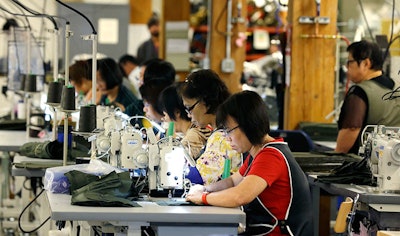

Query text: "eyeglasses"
[346, 59, 357, 67]
[223, 125, 239, 137]
[185, 100, 200, 114]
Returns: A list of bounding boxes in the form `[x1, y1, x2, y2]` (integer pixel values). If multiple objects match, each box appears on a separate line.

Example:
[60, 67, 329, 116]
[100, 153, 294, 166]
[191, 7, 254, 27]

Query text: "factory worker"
[180, 69, 242, 185]
[335, 40, 400, 154]
[158, 82, 211, 159]
[69, 59, 101, 105]
[96, 57, 143, 116]
[186, 90, 313, 236]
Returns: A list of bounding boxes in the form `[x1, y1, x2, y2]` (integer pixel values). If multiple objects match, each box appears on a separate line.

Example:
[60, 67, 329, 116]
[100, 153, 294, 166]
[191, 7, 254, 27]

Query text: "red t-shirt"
[239, 138, 291, 235]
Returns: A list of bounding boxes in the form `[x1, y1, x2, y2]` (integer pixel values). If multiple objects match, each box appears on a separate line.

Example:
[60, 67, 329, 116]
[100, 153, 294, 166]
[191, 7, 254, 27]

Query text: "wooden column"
[209, 0, 247, 94]
[285, 0, 338, 130]
[129, 0, 152, 24]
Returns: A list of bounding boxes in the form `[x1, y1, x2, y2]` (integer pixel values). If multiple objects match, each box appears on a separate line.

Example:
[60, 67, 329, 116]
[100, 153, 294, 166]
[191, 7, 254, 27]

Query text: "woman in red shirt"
[186, 90, 313, 235]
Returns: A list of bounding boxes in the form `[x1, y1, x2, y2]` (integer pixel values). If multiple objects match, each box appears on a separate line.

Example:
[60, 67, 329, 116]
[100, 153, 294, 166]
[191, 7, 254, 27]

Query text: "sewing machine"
[360, 125, 400, 193]
[93, 106, 195, 196]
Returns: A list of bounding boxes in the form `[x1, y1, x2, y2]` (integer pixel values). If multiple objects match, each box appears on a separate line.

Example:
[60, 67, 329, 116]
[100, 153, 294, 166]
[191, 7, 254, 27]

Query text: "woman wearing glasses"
[180, 69, 242, 185]
[158, 82, 212, 160]
[186, 90, 313, 236]
[335, 40, 400, 154]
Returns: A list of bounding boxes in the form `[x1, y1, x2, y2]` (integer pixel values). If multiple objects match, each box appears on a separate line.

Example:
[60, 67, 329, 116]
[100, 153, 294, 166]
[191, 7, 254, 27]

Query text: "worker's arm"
[335, 127, 361, 153]
[186, 173, 267, 208]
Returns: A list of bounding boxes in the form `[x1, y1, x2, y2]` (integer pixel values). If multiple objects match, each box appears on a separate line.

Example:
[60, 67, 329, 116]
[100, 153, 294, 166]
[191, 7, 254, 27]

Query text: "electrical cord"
[18, 188, 51, 234]
[11, 0, 58, 30]
[214, 0, 229, 36]
[55, 0, 97, 34]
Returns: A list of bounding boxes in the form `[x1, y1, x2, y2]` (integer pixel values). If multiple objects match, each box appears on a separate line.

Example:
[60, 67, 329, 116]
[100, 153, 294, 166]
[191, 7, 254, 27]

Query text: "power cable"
[18, 188, 51, 234]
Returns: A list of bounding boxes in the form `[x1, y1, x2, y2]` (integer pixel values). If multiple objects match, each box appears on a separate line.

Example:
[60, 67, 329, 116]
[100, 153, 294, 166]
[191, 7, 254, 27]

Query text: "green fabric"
[13, 161, 70, 169]
[20, 141, 62, 159]
[19, 140, 90, 160]
[298, 122, 338, 142]
[71, 192, 140, 207]
[65, 170, 141, 207]
[64, 170, 100, 192]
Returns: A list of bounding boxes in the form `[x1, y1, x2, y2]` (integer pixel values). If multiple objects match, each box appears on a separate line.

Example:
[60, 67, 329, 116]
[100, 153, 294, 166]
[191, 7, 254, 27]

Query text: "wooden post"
[285, 0, 338, 130]
[209, 0, 247, 94]
[129, 0, 152, 24]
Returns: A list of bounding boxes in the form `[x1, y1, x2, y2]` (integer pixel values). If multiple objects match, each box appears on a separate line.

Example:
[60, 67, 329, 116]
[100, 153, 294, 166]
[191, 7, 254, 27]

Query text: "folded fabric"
[66, 170, 141, 207]
[71, 192, 140, 207]
[317, 157, 375, 186]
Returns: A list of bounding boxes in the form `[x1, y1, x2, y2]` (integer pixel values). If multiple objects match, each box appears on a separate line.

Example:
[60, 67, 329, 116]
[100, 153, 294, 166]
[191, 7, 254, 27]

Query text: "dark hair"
[147, 14, 159, 28]
[97, 57, 123, 90]
[347, 40, 383, 70]
[119, 54, 139, 65]
[118, 54, 139, 77]
[159, 82, 190, 121]
[181, 69, 230, 115]
[143, 59, 176, 84]
[69, 60, 91, 85]
[140, 58, 162, 67]
[140, 78, 172, 115]
[216, 90, 270, 145]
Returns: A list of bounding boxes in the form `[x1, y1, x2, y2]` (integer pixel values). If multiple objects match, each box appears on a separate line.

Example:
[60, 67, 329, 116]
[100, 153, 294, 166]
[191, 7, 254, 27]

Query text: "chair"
[269, 129, 315, 152]
[334, 194, 359, 234]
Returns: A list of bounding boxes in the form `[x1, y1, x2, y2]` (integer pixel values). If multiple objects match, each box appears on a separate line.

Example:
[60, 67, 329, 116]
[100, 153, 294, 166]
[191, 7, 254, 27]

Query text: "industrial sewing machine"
[359, 125, 400, 193]
[93, 106, 195, 197]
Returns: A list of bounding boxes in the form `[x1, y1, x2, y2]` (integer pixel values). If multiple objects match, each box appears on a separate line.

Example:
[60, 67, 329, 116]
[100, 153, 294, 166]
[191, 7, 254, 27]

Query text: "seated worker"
[186, 90, 313, 236]
[335, 40, 400, 154]
[158, 82, 211, 159]
[118, 54, 141, 98]
[139, 78, 172, 134]
[180, 69, 241, 185]
[126, 58, 176, 124]
[137, 58, 162, 87]
[142, 59, 176, 85]
[69, 59, 101, 105]
[96, 57, 143, 116]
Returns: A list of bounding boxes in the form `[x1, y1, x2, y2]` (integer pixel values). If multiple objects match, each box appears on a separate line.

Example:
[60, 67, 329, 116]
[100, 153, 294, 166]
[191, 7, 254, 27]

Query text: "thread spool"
[78, 104, 97, 133]
[19, 74, 26, 91]
[47, 81, 63, 106]
[60, 86, 76, 111]
[167, 122, 174, 137]
[24, 75, 37, 93]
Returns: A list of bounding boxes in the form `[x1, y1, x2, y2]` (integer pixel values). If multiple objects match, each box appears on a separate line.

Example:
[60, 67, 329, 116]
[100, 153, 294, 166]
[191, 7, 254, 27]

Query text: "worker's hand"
[186, 191, 203, 205]
[186, 184, 206, 205]
[188, 184, 205, 195]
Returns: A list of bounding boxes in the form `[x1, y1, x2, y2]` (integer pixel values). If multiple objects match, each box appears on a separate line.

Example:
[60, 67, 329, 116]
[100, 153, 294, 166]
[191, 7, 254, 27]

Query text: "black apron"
[240, 142, 313, 236]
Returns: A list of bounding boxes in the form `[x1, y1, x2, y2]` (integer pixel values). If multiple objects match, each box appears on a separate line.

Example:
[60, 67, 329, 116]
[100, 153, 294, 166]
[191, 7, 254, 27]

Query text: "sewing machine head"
[94, 109, 194, 196]
[360, 125, 400, 193]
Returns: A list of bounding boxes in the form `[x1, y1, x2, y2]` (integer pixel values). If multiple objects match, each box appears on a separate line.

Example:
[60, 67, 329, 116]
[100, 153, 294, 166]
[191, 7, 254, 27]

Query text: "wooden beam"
[209, 0, 246, 94]
[129, 0, 152, 24]
[285, 0, 338, 130]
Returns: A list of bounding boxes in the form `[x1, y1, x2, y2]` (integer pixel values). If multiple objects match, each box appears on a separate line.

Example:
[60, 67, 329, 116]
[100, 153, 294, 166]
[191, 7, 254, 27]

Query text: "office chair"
[269, 129, 315, 152]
